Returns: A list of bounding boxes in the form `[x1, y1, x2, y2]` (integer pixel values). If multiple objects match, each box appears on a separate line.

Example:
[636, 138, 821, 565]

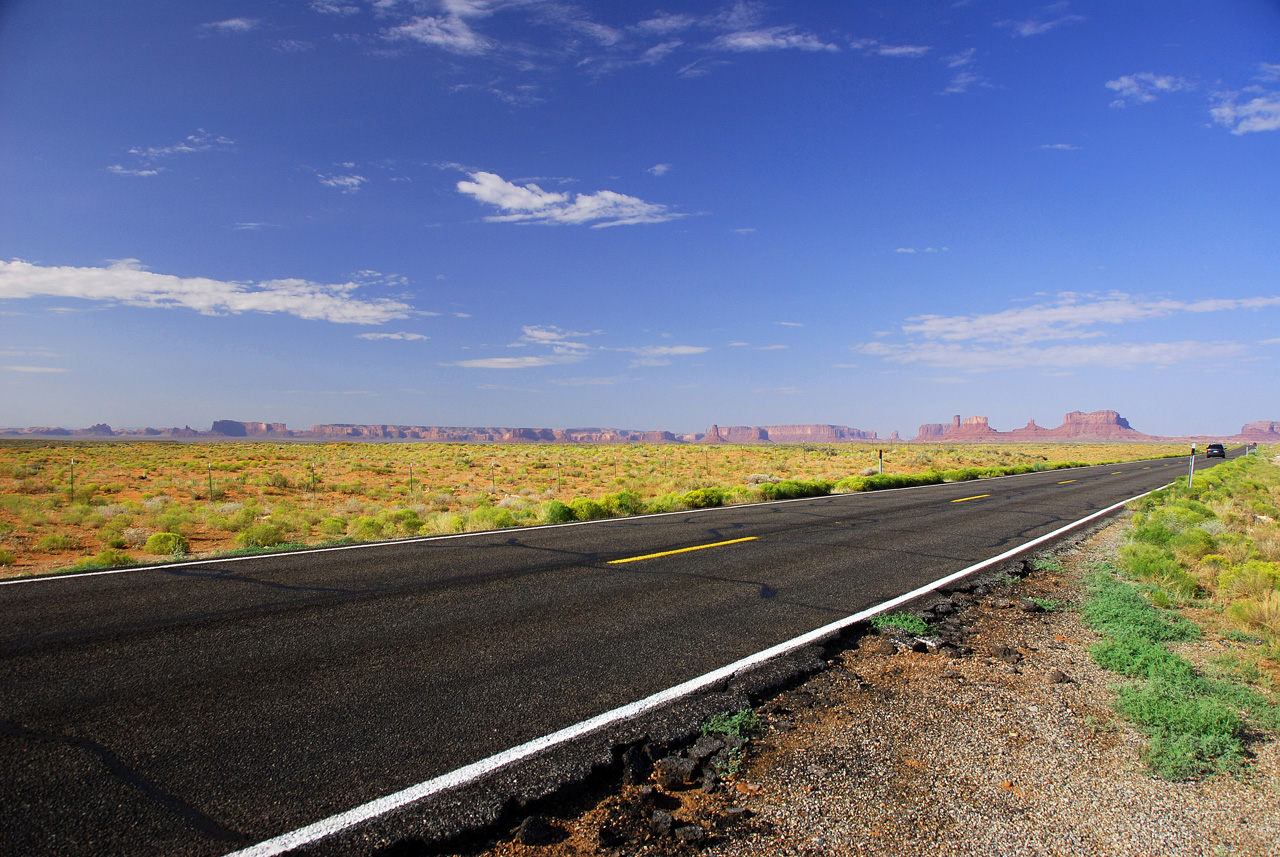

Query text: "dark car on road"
[1206, 443, 1226, 458]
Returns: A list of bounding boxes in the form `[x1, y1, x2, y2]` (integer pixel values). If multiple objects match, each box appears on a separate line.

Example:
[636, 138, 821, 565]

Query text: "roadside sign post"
[878, 449, 884, 475]
[1188, 444, 1196, 487]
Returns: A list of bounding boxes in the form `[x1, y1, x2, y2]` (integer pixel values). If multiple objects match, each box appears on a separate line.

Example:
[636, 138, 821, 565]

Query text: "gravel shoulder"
[452, 521, 1280, 857]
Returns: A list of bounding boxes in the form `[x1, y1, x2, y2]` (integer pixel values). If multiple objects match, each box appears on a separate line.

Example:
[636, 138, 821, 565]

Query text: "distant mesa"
[0, 412, 1275, 444]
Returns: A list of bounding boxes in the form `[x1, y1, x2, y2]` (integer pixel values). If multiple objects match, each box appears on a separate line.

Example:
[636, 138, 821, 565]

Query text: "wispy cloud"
[1211, 90, 1280, 135]
[711, 26, 838, 52]
[942, 71, 986, 95]
[895, 246, 949, 254]
[944, 48, 975, 68]
[356, 331, 428, 340]
[996, 13, 1085, 38]
[310, 1, 360, 15]
[777, 321, 802, 327]
[1105, 72, 1191, 107]
[0, 259, 414, 325]
[5, 365, 67, 374]
[386, 14, 489, 54]
[456, 170, 683, 227]
[202, 18, 259, 33]
[318, 173, 368, 193]
[1040, 143, 1079, 150]
[548, 375, 632, 387]
[614, 344, 710, 367]
[855, 292, 1280, 371]
[455, 355, 578, 369]
[851, 39, 930, 58]
[110, 130, 234, 176]
[648, 163, 672, 176]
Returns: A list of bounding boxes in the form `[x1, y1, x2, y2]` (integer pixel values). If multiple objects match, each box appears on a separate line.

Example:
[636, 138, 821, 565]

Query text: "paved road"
[0, 453, 1227, 855]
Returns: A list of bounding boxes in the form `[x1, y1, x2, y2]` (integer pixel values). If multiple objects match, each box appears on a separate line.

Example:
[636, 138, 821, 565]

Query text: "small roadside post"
[878, 448, 884, 475]
[1188, 444, 1196, 487]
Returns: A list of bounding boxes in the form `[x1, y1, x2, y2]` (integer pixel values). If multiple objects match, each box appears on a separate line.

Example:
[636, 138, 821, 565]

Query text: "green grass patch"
[869, 611, 930, 636]
[1083, 570, 1278, 779]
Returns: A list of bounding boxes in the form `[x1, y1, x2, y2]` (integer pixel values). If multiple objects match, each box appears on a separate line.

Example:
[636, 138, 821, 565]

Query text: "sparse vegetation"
[870, 611, 931, 636]
[0, 439, 1191, 577]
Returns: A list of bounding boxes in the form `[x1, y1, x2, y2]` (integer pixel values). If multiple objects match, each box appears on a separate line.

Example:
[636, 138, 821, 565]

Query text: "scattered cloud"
[1105, 72, 1191, 107]
[5, 365, 67, 373]
[753, 386, 804, 394]
[107, 165, 161, 177]
[614, 344, 710, 367]
[648, 163, 672, 176]
[233, 222, 269, 230]
[895, 246, 949, 254]
[1041, 143, 1079, 150]
[728, 341, 749, 347]
[276, 39, 315, 53]
[202, 18, 259, 33]
[318, 173, 368, 193]
[0, 258, 414, 325]
[454, 355, 577, 369]
[944, 48, 975, 68]
[942, 71, 986, 95]
[777, 321, 802, 327]
[711, 26, 838, 53]
[855, 292, 1280, 371]
[310, 1, 360, 15]
[356, 331, 429, 340]
[996, 13, 1084, 38]
[757, 345, 788, 350]
[851, 39, 930, 58]
[1211, 90, 1280, 135]
[456, 170, 684, 227]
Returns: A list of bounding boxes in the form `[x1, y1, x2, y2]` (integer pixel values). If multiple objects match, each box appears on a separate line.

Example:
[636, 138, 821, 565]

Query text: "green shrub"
[69, 549, 134, 571]
[869, 611, 930, 636]
[318, 517, 347, 537]
[541, 500, 574, 524]
[144, 532, 188, 556]
[601, 490, 645, 517]
[348, 516, 385, 541]
[36, 534, 79, 551]
[235, 522, 285, 548]
[568, 498, 608, 521]
[468, 506, 518, 530]
[0, 549, 16, 566]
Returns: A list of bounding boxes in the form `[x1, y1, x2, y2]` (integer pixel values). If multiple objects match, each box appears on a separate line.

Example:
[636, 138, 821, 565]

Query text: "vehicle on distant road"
[1206, 443, 1226, 459]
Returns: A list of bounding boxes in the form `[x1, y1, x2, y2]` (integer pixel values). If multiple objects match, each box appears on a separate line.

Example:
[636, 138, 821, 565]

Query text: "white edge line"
[1, 459, 1171, 587]
[222, 483, 1168, 857]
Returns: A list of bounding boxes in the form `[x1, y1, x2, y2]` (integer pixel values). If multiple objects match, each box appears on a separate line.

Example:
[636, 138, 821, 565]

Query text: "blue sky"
[2, 1, 1278, 438]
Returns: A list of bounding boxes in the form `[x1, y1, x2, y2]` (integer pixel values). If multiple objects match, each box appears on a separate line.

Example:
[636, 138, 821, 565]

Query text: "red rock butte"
[1, 412, 1276, 444]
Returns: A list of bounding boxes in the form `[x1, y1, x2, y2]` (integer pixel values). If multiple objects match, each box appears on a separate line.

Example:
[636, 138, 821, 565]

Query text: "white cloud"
[5, 365, 66, 373]
[733, 227, 756, 234]
[108, 165, 161, 177]
[648, 163, 672, 176]
[856, 339, 1245, 371]
[0, 259, 414, 325]
[517, 324, 595, 353]
[454, 355, 578, 369]
[356, 331, 429, 340]
[1105, 72, 1191, 107]
[711, 26, 839, 52]
[456, 171, 683, 227]
[855, 292, 1280, 372]
[1041, 143, 1079, 150]
[1211, 91, 1280, 135]
[942, 71, 986, 94]
[777, 321, 802, 327]
[757, 345, 788, 350]
[276, 39, 315, 53]
[318, 173, 368, 193]
[203, 18, 259, 32]
[634, 14, 695, 35]
[895, 247, 917, 254]
[899, 293, 1280, 345]
[311, 1, 360, 15]
[548, 375, 632, 387]
[944, 48, 975, 68]
[996, 14, 1084, 37]
[614, 344, 710, 367]
[385, 14, 489, 54]
[851, 39, 930, 58]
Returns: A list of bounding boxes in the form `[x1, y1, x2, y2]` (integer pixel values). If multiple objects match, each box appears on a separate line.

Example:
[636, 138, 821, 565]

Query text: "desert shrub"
[681, 487, 726, 509]
[36, 534, 79, 551]
[235, 522, 285, 548]
[467, 506, 519, 530]
[348, 516, 385, 541]
[568, 498, 608, 521]
[758, 479, 832, 500]
[1218, 560, 1280, 597]
[644, 492, 686, 514]
[1119, 542, 1198, 596]
[0, 549, 16, 566]
[144, 532, 188, 556]
[318, 517, 347, 537]
[541, 500, 574, 524]
[601, 490, 645, 517]
[1170, 528, 1217, 561]
[70, 549, 135, 570]
[419, 513, 465, 534]
[383, 508, 424, 534]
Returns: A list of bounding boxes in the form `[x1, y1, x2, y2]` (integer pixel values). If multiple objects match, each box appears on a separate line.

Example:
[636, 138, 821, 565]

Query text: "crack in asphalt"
[0, 716, 248, 843]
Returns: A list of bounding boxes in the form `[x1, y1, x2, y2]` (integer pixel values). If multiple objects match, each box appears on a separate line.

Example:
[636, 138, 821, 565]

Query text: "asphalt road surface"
[0, 452, 1232, 855]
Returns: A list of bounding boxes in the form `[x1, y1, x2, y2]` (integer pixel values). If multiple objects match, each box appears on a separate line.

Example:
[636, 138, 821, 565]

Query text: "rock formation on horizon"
[913, 410, 1152, 442]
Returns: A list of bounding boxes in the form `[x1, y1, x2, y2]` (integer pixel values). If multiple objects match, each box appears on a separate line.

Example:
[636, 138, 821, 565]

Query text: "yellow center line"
[1143, 467, 1151, 470]
[1111, 471, 1123, 475]
[1058, 479, 1077, 484]
[608, 536, 758, 565]
[951, 494, 990, 503]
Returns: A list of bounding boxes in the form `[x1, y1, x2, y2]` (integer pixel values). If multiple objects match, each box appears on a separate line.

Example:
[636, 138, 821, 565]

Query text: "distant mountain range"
[2, 411, 1277, 444]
